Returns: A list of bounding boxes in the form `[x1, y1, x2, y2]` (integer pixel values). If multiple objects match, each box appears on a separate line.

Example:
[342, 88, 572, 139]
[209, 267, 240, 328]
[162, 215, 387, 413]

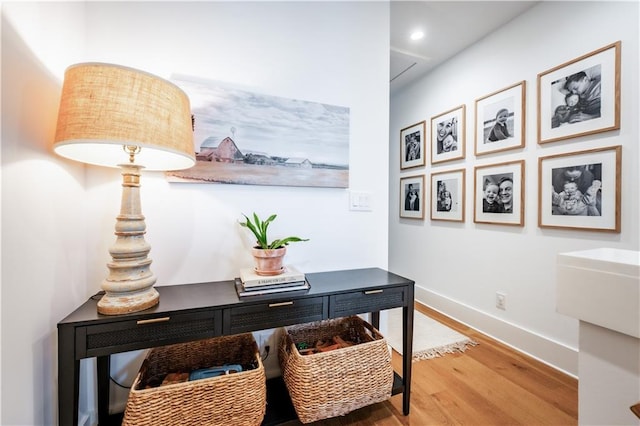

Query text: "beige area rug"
[380, 308, 477, 361]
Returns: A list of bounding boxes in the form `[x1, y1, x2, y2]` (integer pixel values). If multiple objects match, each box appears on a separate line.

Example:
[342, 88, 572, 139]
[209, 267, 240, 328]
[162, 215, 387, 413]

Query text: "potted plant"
[239, 213, 309, 276]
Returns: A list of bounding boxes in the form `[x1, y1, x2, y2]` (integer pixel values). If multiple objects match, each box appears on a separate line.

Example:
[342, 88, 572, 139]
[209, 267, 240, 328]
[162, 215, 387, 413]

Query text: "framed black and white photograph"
[400, 120, 426, 170]
[475, 81, 526, 156]
[537, 41, 620, 144]
[474, 160, 524, 226]
[400, 174, 425, 219]
[431, 105, 465, 165]
[431, 169, 465, 222]
[538, 146, 621, 232]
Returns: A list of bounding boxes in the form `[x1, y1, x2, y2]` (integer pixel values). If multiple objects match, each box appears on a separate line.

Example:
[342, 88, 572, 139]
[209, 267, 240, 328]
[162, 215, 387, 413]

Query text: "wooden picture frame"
[431, 105, 465, 165]
[474, 160, 525, 226]
[430, 168, 465, 222]
[400, 121, 426, 170]
[538, 146, 621, 232]
[400, 174, 425, 219]
[475, 81, 526, 156]
[537, 41, 621, 144]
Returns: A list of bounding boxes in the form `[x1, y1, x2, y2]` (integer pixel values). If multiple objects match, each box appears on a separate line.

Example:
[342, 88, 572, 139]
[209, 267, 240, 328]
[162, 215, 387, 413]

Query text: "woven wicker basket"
[278, 316, 393, 423]
[122, 333, 266, 426]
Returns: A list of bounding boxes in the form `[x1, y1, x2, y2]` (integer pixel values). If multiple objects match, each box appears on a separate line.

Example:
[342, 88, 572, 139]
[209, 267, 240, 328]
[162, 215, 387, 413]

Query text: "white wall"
[1, 2, 390, 424]
[389, 1, 639, 377]
[2, 3, 88, 425]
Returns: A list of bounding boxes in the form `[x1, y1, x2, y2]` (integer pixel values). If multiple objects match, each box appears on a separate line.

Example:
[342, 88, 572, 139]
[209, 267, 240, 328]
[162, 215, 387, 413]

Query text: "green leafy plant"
[239, 212, 309, 249]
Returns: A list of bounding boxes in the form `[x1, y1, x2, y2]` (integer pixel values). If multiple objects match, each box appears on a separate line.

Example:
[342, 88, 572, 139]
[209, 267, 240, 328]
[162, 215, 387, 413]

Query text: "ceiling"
[390, 1, 539, 96]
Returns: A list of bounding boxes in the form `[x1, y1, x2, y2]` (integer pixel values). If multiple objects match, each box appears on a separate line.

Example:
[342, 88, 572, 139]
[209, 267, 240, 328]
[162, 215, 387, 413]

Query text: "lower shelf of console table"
[262, 374, 405, 425]
[262, 373, 404, 426]
[57, 268, 414, 426]
[104, 374, 405, 426]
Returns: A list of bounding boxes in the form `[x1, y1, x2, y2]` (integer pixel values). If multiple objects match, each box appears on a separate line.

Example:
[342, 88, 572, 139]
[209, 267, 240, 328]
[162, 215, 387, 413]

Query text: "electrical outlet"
[496, 292, 506, 310]
[264, 334, 273, 353]
[256, 334, 264, 349]
[254, 330, 277, 359]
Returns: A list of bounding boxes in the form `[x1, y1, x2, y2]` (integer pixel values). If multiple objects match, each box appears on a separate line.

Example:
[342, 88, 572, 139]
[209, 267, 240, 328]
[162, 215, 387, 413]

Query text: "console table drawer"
[225, 297, 326, 334]
[330, 286, 407, 317]
[80, 310, 222, 358]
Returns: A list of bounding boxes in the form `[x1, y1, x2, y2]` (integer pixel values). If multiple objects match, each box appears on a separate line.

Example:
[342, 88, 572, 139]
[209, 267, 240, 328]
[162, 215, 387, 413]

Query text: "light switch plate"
[349, 191, 372, 211]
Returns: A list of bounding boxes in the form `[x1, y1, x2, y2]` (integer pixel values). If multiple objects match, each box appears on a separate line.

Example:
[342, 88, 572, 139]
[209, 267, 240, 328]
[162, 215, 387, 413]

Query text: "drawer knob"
[364, 289, 384, 295]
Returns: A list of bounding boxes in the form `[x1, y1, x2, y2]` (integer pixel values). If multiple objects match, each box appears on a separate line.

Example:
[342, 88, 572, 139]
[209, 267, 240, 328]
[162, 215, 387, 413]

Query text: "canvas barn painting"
[167, 75, 350, 188]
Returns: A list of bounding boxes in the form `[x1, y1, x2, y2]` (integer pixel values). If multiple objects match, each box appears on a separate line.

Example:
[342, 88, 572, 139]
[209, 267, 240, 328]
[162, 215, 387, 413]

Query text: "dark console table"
[57, 267, 414, 425]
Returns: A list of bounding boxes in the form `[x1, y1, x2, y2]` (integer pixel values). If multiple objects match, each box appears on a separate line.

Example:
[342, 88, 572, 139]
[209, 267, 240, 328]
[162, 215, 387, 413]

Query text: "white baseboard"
[415, 286, 578, 378]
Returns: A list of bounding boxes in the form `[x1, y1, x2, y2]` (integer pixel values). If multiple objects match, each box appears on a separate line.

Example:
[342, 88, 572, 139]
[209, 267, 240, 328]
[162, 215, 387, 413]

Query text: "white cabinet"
[557, 248, 640, 426]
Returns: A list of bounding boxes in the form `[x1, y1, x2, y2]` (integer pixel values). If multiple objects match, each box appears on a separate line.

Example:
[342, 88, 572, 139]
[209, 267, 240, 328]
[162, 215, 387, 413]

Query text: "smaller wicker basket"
[278, 316, 393, 424]
[122, 333, 266, 426]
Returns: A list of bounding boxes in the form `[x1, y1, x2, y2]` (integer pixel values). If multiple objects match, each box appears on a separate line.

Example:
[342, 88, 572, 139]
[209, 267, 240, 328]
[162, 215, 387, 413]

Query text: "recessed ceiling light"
[410, 30, 424, 41]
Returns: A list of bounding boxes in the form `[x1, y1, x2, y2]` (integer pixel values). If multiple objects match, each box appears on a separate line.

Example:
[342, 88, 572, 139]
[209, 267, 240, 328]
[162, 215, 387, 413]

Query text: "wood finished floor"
[284, 302, 578, 425]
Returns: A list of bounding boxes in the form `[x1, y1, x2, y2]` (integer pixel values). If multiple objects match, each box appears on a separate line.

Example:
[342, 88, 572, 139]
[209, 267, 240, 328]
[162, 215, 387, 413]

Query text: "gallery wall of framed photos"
[390, 0, 638, 380]
[396, 39, 623, 234]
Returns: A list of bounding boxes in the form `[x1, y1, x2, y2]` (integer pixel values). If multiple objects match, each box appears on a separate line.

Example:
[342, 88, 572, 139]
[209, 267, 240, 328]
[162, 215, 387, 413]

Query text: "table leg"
[58, 326, 79, 426]
[371, 311, 380, 329]
[403, 299, 414, 415]
[97, 356, 111, 425]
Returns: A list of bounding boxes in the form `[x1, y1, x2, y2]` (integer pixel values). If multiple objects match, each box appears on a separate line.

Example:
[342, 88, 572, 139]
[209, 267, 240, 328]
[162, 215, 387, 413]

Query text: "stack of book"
[235, 265, 310, 297]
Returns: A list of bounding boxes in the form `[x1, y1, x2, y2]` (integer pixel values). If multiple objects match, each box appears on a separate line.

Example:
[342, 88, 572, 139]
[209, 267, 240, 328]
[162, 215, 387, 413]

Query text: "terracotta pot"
[251, 246, 286, 276]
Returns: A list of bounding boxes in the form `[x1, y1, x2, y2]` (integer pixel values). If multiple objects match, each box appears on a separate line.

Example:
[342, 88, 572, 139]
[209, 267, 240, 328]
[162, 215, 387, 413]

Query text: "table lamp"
[53, 63, 195, 315]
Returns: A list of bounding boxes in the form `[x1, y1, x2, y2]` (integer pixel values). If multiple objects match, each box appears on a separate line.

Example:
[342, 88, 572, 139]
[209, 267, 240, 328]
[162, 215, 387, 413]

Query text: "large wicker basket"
[122, 333, 266, 426]
[278, 316, 393, 423]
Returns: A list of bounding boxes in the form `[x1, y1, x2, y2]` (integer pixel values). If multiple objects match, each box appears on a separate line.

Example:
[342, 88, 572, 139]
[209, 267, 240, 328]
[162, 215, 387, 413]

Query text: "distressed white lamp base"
[97, 164, 159, 315]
